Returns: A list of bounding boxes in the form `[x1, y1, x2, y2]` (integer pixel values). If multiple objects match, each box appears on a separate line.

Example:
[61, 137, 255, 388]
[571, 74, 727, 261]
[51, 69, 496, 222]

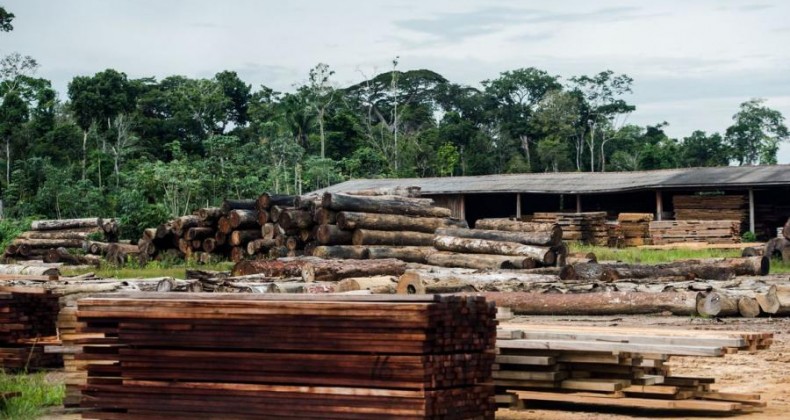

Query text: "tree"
[0, 91, 28, 183]
[0, 6, 13, 32]
[570, 71, 635, 172]
[306, 63, 336, 158]
[725, 98, 789, 165]
[680, 130, 730, 167]
[533, 90, 582, 171]
[110, 113, 138, 187]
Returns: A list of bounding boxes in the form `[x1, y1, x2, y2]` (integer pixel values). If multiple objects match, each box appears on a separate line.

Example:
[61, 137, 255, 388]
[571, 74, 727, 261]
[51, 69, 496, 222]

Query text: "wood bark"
[435, 227, 560, 247]
[302, 258, 407, 282]
[156, 278, 202, 292]
[105, 243, 139, 266]
[474, 219, 561, 235]
[756, 284, 790, 315]
[246, 238, 275, 255]
[433, 235, 555, 265]
[315, 224, 353, 245]
[221, 199, 256, 214]
[256, 209, 270, 225]
[278, 209, 314, 230]
[741, 247, 764, 257]
[256, 193, 295, 211]
[366, 246, 436, 264]
[352, 229, 435, 246]
[185, 227, 215, 241]
[336, 211, 466, 233]
[563, 262, 736, 282]
[323, 193, 451, 218]
[172, 215, 201, 236]
[310, 245, 369, 259]
[217, 217, 232, 234]
[467, 291, 699, 316]
[30, 218, 101, 231]
[285, 236, 303, 251]
[43, 247, 101, 266]
[398, 270, 562, 295]
[229, 229, 262, 246]
[336, 276, 399, 294]
[345, 186, 421, 197]
[232, 258, 319, 279]
[425, 251, 535, 270]
[696, 291, 739, 317]
[665, 257, 769, 276]
[313, 208, 337, 225]
[202, 238, 217, 253]
[196, 207, 223, 221]
[737, 296, 761, 318]
[0, 264, 59, 276]
[19, 228, 100, 240]
[12, 238, 85, 249]
[764, 237, 788, 259]
[270, 205, 291, 223]
[155, 223, 173, 239]
[230, 246, 244, 263]
[228, 210, 259, 229]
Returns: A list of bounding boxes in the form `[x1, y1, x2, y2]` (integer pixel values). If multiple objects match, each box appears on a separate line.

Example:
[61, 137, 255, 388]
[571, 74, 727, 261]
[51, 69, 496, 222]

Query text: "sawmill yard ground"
[498, 315, 790, 420]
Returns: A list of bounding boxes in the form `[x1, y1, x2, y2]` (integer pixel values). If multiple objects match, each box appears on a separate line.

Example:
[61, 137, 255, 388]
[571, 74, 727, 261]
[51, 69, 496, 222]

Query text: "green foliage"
[0, 217, 31, 253]
[741, 231, 757, 242]
[569, 243, 741, 264]
[726, 98, 789, 165]
[0, 6, 13, 32]
[0, 371, 64, 419]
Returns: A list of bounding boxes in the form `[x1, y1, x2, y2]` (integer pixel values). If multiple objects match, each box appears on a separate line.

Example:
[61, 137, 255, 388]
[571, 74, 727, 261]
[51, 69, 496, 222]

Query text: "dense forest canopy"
[0, 5, 788, 239]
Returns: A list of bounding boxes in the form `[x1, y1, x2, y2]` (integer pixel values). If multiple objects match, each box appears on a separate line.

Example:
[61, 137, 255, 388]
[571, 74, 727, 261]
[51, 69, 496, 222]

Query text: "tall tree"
[680, 130, 731, 167]
[725, 98, 789, 165]
[0, 91, 28, 183]
[0, 6, 13, 32]
[306, 63, 336, 158]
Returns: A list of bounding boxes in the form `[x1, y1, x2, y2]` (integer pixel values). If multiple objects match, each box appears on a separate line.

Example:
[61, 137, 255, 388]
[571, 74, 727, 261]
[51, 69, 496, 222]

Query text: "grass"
[61, 259, 235, 279]
[0, 371, 63, 419]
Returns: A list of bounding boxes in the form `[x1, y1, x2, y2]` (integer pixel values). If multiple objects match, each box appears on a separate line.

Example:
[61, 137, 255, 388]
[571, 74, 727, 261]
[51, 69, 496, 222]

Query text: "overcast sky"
[3, 0, 789, 163]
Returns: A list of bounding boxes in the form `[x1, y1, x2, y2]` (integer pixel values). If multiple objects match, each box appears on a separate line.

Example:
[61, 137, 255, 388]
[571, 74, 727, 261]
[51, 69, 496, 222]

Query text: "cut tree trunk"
[397, 270, 561, 295]
[228, 210, 259, 229]
[184, 227, 215, 241]
[738, 296, 762, 318]
[262, 223, 275, 240]
[366, 246, 436, 264]
[256, 210, 270, 225]
[217, 217, 232, 234]
[742, 247, 765, 257]
[246, 238, 275, 255]
[323, 193, 451, 218]
[43, 247, 101, 266]
[474, 219, 560, 235]
[0, 264, 59, 276]
[229, 229, 262, 246]
[345, 186, 421, 197]
[336, 276, 399, 294]
[313, 208, 337, 225]
[202, 238, 217, 253]
[756, 284, 790, 315]
[196, 207, 223, 221]
[433, 235, 555, 265]
[12, 238, 85, 249]
[156, 278, 202, 292]
[30, 218, 102, 231]
[172, 215, 201, 236]
[221, 199, 256, 214]
[105, 243, 140, 266]
[696, 291, 739, 317]
[310, 245, 369, 259]
[232, 258, 320, 279]
[353, 229, 435, 246]
[467, 291, 698, 316]
[425, 251, 536, 270]
[434, 227, 560, 247]
[666, 257, 769, 276]
[278, 209, 314, 230]
[336, 211, 466, 233]
[19, 229, 100, 240]
[256, 193, 296, 211]
[301, 258, 407, 282]
[764, 237, 789, 258]
[562, 262, 735, 281]
[317, 223, 352, 246]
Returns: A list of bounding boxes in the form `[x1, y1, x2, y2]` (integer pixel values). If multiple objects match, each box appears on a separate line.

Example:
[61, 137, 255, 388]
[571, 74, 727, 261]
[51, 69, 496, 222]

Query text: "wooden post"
[460, 194, 466, 220]
[655, 191, 663, 221]
[749, 188, 755, 234]
[516, 193, 522, 219]
[576, 195, 581, 213]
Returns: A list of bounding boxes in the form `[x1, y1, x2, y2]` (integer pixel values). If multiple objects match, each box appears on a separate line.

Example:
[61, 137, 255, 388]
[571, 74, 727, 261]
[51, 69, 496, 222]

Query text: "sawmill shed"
[318, 165, 790, 240]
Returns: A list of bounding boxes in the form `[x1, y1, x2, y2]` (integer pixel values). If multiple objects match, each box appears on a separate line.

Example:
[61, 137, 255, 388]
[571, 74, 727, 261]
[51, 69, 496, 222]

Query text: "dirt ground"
[497, 315, 790, 420]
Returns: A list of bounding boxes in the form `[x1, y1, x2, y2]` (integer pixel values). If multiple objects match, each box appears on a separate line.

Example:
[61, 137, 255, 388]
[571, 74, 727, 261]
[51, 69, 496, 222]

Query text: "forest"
[0, 6, 788, 240]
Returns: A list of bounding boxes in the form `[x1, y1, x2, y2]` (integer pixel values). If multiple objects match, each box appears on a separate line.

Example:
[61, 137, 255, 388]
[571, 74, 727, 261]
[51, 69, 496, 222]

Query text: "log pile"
[649, 220, 741, 245]
[532, 212, 608, 245]
[496, 325, 770, 415]
[75, 293, 498, 419]
[0, 287, 62, 370]
[673, 194, 748, 226]
[3, 218, 118, 265]
[617, 213, 653, 247]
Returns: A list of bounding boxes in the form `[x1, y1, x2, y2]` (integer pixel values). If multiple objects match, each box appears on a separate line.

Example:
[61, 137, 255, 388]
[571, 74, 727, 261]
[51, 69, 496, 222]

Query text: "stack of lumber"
[532, 212, 608, 246]
[673, 194, 748, 225]
[606, 221, 623, 248]
[617, 213, 653, 247]
[495, 325, 770, 415]
[3, 218, 118, 265]
[75, 293, 498, 418]
[649, 220, 741, 244]
[432, 219, 564, 269]
[0, 287, 62, 370]
[755, 203, 790, 239]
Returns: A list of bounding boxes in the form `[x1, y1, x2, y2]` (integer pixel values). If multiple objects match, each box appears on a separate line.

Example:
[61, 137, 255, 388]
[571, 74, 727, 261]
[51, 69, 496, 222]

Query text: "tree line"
[0, 6, 788, 239]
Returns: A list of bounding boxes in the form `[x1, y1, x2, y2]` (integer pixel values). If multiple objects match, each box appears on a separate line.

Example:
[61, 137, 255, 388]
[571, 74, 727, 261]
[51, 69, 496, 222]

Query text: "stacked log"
[3, 218, 119, 265]
[532, 212, 608, 245]
[617, 213, 653, 247]
[649, 220, 741, 245]
[75, 293, 497, 419]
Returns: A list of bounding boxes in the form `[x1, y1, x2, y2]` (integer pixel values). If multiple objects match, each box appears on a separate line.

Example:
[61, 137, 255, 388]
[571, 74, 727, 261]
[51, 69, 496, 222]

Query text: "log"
[184, 227, 215, 241]
[172, 215, 201, 235]
[425, 251, 535, 270]
[397, 270, 562, 295]
[336, 276, 399, 294]
[366, 246, 436, 264]
[155, 223, 173, 239]
[229, 229, 262, 246]
[228, 210, 259, 229]
[202, 238, 217, 253]
[316, 224, 353, 245]
[474, 219, 561, 235]
[256, 209, 270, 225]
[696, 291, 739, 317]
[278, 209, 314, 230]
[105, 243, 139, 266]
[19, 228, 101, 240]
[313, 208, 337, 225]
[310, 245, 369, 259]
[433, 235, 555, 265]
[294, 195, 321, 211]
[142, 228, 157, 241]
[467, 291, 699, 316]
[667, 257, 769, 276]
[83, 240, 110, 255]
[270, 205, 290, 223]
[302, 258, 407, 282]
[353, 229, 435, 246]
[232, 258, 319, 279]
[256, 193, 296, 211]
[261, 223, 275, 240]
[43, 247, 101, 266]
[196, 207, 223, 221]
[230, 246, 245, 263]
[345, 186, 421, 197]
[756, 284, 790, 315]
[268, 246, 289, 259]
[435, 227, 560, 246]
[0, 264, 59, 276]
[741, 247, 764, 257]
[98, 218, 119, 238]
[285, 236, 303, 251]
[221, 199, 256, 214]
[738, 296, 762, 318]
[246, 238, 275, 255]
[30, 218, 101, 231]
[12, 238, 85, 249]
[217, 217, 233, 234]
[336, 211, 466, 233]
[563, 262, 735, 282]
[323, 193, 451, 217]
[156, 278, 202, 292]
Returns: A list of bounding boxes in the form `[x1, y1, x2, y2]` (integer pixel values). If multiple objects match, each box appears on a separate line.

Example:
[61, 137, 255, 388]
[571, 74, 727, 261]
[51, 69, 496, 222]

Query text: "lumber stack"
[76, 293, 498, 419]
[3, 218, 118, 265]
[617, 213, 653, 247]
[649, 220, 741, 245]
[0, 287, 62, 370]
[495, 325, 770, 415]
[673, 194, 748, 225]
[532, 212, 608, 246]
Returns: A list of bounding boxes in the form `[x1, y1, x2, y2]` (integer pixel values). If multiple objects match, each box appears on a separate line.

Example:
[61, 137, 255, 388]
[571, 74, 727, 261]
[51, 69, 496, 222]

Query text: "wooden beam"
[748, 188, 755, 233]
[655, 191, 663, 221]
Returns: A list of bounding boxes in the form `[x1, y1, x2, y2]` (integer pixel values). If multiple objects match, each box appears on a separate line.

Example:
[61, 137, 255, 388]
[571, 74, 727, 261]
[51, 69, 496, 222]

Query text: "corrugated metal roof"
[316, 165, 790, 195]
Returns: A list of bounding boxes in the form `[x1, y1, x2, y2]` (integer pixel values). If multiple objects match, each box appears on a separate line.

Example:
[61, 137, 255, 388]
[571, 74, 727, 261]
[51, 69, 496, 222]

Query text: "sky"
[2, 0, 790, 163]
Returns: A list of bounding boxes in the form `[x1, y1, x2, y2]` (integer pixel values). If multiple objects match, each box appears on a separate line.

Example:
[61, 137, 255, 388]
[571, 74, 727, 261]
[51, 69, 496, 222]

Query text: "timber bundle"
[616, 213, 654, 247]
[673, 194, 748, 226]
[3, 218, 122, 266]
[496, 325, 771, 415]
[0, 287, 62, 370]
[75, 293, 497, 419]
[649, 220, 741, 245]
[532, 212, 608, 246]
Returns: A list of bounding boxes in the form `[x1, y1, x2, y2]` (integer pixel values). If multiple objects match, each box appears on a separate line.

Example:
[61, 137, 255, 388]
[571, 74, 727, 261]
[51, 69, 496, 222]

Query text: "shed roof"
[317, 165, 790, 195]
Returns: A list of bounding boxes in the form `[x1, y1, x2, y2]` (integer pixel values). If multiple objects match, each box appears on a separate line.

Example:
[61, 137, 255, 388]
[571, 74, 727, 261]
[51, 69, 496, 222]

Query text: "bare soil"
[497, 315, 790, 419]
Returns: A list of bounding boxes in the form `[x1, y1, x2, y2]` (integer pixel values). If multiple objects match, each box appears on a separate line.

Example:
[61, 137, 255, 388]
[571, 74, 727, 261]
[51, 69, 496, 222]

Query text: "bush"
[0, 217, 33, 254]
[741, 231, 757, 242]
